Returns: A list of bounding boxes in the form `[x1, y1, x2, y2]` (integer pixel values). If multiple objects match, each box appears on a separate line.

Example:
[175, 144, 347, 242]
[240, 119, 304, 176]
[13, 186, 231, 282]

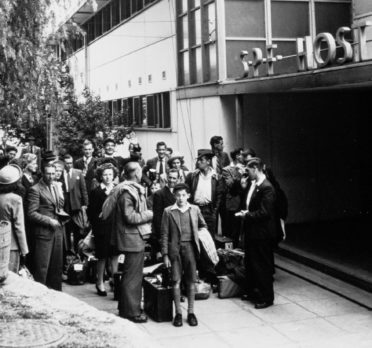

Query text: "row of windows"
[59, 0, 159, 58]
[106, 92, 171, 129]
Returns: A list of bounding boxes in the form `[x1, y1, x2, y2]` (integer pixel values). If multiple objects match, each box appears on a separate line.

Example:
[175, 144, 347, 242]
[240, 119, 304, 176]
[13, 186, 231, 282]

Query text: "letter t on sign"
[266, 44, 282, 75]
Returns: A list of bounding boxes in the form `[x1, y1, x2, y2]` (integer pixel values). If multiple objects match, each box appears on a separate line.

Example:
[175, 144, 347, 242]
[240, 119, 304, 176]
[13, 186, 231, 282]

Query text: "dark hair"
[247, 157, 264, 171]
[5, 146, 18, 153]
[173, 183, 190, 194]
[0, 155, 10, 169]
[230, 147, 243, 161]
[244, 148, 256, 157]
[168, 168, 180, 177]
[63, 154, 73, 161]
[169, 157, 184, 167]
[0, 182, 20, 194]
[132, 144, 141, 152]
[98, 157, 118, 167]
[103, 138, 116, 146]
[209, 136, 223, 147]
[156, 141, 167, 149]
[42, 163, 56, 173]
[96, 163, 118, 182]
[83, 139, 93, 147]
[167, 147, 173, 155]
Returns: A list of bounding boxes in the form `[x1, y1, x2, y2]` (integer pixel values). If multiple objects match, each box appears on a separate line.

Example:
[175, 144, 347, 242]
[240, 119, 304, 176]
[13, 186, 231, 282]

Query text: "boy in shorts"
[161, 183, 207, 327]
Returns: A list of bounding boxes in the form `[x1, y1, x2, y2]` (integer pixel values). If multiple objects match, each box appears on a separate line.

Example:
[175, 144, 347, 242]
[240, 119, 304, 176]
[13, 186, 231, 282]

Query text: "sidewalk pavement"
[63, 268, 372, 348]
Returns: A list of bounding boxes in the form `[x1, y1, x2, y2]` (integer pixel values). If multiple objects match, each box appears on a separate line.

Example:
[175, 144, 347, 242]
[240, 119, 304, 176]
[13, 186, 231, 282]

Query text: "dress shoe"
[95, 284, 107, 297]
[187, 313, 198, 326]
[173, 313, 183, 327]
[127, 313, 148, 323]
[254, 301, 273, 309]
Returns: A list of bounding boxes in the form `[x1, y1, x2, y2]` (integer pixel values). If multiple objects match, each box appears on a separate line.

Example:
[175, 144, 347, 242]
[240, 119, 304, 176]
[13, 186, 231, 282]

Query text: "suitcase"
[143, 277, 173, 322]
[67, 259, 86, 285]
[215, 235, 234, 250]
[217, 275, 243, 299]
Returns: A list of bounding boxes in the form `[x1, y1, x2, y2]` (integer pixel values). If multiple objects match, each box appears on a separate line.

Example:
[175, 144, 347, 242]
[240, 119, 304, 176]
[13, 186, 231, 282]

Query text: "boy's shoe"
[173, 313, 183, 327]
[187, 313, 198, 326]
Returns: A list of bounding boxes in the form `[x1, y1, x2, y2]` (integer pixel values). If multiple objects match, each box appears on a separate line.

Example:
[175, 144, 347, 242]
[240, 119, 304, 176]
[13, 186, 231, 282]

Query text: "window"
[120, 0, 131, 20]
[112, 0, 120, 26]
[95, 10, 103, 37]
[103, 5, 112, 33]
[112, 92, 171, 129]
[177, 0, 218, 85]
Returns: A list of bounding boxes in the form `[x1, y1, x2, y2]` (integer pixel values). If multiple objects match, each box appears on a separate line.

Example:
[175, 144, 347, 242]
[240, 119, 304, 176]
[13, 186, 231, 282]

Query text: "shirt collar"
[255, 174, 266, 187]
[170, 202, 191, 213]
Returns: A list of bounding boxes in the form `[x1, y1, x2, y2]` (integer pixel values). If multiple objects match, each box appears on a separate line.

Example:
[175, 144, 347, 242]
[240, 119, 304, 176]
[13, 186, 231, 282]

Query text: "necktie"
[159, 159, 164, 175]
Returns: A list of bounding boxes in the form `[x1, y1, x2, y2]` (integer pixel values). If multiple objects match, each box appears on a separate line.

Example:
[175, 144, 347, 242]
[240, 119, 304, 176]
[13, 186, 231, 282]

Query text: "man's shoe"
[127, 313, 148, 323]
[173, 313, 183, 327]
[187, 313, 198, 326]
[254, 301, 273, 309]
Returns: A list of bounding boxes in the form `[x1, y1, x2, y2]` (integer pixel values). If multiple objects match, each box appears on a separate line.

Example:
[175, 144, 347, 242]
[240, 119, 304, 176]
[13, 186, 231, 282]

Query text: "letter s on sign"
[336, 27, 353, 64]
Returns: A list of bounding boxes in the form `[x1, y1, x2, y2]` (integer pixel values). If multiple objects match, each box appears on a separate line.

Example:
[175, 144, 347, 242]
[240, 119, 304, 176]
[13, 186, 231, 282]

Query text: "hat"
[0, 164, 23, 185]
[42, 150, 57, 162]
[103, 137, 116, 146]
[168, 152, 184, 166]
[196, 149, 214, 160]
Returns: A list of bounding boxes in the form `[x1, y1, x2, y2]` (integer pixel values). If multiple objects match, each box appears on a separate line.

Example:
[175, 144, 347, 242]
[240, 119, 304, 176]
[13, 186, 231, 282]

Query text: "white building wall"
[67, 0, 177, 99]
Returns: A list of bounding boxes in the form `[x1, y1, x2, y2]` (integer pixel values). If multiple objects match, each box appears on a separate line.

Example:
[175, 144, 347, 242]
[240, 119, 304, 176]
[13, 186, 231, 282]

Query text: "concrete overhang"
[63, 0, 111, 26]
[176, 60, 372, 99]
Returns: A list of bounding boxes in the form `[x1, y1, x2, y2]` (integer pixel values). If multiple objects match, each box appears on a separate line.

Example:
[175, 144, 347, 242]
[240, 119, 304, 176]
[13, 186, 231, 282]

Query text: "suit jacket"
[185, 169, 224, 210]
[222, 165, 243, 212]
[62, 168, 89, 212]
[112, 184, 153, 252]
[241, 178, 277, 241]
[27, 179, 65, 240]
[160, 204, 207, 259]
[74, 157, 97, 193]
[142, 156, 169, 186]
[152, 186, 176, 251]
[0, 192, 28, 254]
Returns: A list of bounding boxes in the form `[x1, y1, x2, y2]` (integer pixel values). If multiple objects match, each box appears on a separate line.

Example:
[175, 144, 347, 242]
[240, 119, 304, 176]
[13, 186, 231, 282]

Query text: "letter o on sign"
[313, 33, 337, 68]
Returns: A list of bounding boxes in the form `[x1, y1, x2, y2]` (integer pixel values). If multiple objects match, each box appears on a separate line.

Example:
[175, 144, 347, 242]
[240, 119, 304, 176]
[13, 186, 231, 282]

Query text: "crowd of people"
[0, 127, 288, 327]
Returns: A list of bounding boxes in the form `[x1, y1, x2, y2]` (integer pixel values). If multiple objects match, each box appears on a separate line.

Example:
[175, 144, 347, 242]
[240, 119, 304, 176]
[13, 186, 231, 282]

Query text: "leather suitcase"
[143, 277, 173, 322]
[215, 235, 234, 250]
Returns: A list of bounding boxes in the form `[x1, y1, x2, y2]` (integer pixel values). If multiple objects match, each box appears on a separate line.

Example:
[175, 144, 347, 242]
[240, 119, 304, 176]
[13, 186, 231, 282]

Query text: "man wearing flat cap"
[186, 149, 223, 237]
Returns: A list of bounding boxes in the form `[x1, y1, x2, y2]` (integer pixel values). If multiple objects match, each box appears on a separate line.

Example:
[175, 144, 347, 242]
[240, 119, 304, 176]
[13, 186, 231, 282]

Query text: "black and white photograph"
[0, 0, 371, 347]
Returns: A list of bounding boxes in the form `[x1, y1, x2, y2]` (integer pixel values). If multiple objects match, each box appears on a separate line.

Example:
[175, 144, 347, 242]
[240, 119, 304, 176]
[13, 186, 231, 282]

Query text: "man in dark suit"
[142, 141, 169, 187]
[74, 139, 97, 193]
[62, 154, 89, 253]
[27, 163, 68, 291]
[152, 169, 178, 259]
[210, 136, 230, 176]
[237, 157, 277, 309]
[221, 147, 245, 247]
[20, 135, 41, 169]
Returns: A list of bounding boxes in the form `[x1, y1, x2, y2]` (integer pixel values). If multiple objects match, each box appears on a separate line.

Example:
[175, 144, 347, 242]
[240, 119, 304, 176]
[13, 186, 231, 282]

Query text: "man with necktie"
[142, 141, 169, 187]
[74, 140, 97, 193]
[21, 135, 41, 169]
[27, 163, 69, 291]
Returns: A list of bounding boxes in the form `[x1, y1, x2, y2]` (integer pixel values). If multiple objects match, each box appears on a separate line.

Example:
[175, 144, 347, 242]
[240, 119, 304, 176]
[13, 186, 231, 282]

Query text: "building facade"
[62, 0, 372, 288]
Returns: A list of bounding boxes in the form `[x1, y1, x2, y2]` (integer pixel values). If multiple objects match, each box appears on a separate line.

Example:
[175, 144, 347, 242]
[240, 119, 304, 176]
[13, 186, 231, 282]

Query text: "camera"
[148, 169, 157, 182]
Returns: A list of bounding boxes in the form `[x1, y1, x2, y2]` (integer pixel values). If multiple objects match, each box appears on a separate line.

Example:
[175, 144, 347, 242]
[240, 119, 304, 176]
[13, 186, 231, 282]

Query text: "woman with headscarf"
[0, 162, 29, 275]
[167, 153, 189, 183]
